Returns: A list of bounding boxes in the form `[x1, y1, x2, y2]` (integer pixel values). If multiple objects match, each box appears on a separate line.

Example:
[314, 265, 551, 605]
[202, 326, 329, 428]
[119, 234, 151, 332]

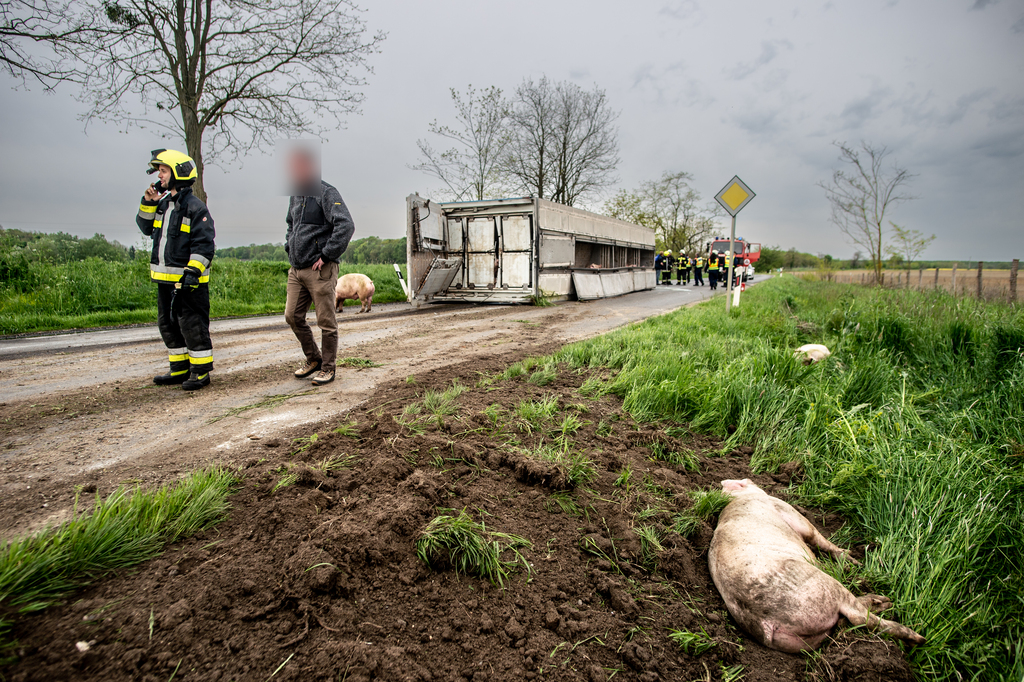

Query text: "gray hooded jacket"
[285, 180, 356, 270]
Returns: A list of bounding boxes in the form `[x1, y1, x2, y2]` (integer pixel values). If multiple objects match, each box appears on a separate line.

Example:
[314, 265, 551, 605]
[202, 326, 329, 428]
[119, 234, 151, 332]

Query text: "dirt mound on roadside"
[1, 358, 914, 682]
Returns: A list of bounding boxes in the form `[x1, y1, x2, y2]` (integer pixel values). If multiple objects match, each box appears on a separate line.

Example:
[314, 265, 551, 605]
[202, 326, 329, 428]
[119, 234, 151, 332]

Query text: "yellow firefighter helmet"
[147, 149, 197, 183]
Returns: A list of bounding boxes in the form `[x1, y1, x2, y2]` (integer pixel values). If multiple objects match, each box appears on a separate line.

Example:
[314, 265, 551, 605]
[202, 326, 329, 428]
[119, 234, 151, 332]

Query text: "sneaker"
[154, 372, 188, 386]
[311, 370, 335, 386]
[182, 372, 210, 391]
[294, 358, 322, 378]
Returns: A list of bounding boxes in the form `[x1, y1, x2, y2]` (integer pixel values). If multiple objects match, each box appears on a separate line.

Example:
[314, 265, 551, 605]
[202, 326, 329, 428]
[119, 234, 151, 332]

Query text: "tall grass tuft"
[550, 277, 1024, 681]
[0, 467, 236, 608]
[415, 509, 531, 587]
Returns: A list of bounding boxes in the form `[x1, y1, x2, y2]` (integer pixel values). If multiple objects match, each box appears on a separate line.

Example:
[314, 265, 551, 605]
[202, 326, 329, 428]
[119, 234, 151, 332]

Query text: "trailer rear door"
[416, 257, 463, 297]
[501, 215, 533, 288]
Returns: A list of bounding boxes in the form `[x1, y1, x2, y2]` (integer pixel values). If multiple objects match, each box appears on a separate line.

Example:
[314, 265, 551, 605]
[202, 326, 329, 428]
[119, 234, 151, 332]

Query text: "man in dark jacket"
[284, 147, 355, 386]
[137, 149, 215, 391]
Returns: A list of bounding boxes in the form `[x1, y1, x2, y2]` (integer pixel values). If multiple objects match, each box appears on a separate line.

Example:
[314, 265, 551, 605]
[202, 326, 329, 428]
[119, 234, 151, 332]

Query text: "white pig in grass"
[709, 479, 925, 653]
[795, 343, 831, 365]
[335, 273, 375, 314]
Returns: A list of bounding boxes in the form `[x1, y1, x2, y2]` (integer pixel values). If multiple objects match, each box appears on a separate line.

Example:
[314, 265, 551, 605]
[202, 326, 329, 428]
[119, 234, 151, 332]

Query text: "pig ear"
[721, 479, 748, 492]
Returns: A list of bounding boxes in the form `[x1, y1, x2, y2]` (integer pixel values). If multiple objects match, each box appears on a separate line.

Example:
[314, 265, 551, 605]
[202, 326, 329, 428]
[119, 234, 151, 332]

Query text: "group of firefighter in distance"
[654, 237, 759, 292]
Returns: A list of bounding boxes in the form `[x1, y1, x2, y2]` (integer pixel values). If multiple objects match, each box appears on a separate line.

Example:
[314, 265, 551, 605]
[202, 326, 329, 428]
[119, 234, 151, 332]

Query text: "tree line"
[216, 236, 406, 265]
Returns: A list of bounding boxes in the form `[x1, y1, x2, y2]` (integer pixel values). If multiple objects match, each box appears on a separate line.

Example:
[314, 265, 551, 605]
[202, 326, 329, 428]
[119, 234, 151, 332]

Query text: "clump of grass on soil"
[668, 627, 717, 655]
[552, 276, 1024, 681]
[0, 467, 236, 609]
[415, 509, 532, 587]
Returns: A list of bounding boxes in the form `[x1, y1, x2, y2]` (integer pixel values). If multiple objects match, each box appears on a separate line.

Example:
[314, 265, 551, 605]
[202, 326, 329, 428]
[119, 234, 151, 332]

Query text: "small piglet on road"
[709, 479, 925, 653]
[335, 273, 375, 314]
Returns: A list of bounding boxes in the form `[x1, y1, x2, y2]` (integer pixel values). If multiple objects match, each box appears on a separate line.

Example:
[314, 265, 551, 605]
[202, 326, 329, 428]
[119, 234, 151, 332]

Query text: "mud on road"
[2, 355, 913, 682]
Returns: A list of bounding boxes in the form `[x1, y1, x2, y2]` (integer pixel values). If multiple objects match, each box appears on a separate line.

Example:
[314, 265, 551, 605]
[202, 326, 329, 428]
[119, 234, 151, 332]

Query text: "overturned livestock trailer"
[406, 194, 657, 305]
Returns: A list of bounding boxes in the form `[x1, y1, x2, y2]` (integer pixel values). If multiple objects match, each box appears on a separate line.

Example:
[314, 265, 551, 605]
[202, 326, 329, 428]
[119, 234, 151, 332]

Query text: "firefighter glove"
[181, 266, 201, 289]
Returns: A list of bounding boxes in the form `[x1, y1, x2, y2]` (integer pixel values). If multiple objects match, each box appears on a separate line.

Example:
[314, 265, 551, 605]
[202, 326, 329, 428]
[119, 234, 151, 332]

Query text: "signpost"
[714, 175, 756, 312]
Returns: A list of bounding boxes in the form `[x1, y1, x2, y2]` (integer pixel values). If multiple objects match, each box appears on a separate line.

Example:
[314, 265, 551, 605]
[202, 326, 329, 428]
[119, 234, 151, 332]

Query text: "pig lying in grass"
[335, 273, 375, 314]
[709, 479, 925, 653]
[795, 343, 831, 365]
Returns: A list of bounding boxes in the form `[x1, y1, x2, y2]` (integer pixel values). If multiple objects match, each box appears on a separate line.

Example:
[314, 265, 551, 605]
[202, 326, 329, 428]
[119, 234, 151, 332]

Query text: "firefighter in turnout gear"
[693, 255, 704, 286]
[707, 251, 721, 290]
[678, 253, 690, 285]
[661, 250, 675, 285]
[136, 149, 216, 391]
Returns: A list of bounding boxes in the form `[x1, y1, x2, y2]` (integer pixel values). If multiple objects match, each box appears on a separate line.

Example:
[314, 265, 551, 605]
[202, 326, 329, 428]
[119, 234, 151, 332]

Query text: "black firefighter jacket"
[285, 180, 356, 270]
[136, 187, 216, 284]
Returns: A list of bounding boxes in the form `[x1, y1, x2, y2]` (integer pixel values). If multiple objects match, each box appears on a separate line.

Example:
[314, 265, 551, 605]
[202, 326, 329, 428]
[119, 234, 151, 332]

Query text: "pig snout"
[335, 274, 375, 314]
[709, 481, 924, 653]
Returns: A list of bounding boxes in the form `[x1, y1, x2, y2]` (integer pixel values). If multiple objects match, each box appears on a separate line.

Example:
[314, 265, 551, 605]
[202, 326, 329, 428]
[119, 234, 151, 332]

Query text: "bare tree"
[412, 86, 508, 201]
[604, 171, 721, 253]
[1, 0, 82, 86]
[819, 141, 915, 282]
[41, 0, 384, 201]
[886, 223, 935, 267]
[502, 76, 619, 206]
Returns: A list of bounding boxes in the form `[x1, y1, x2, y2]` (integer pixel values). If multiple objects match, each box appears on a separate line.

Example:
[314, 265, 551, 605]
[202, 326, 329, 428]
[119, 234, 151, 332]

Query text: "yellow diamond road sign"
[715, 176, 755, 217]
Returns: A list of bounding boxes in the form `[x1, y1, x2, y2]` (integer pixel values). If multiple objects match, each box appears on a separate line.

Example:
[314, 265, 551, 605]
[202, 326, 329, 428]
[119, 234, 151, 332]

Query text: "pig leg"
[838, 590, 925, 645]
[336, 297, 345, 313]
[365, 292, 372, 312]
[774, 501, 857, 563]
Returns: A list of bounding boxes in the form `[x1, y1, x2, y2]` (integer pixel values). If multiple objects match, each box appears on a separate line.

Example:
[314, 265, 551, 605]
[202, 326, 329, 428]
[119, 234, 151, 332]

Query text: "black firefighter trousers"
[157, 283, 213, 377]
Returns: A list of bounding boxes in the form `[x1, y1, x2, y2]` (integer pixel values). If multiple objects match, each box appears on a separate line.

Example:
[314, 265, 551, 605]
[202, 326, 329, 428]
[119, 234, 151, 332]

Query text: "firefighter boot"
[182, 371, 211, 391]
[154, 371, 188, 386]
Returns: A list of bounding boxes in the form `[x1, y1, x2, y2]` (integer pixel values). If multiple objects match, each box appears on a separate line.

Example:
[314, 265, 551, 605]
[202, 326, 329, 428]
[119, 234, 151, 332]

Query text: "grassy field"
[547, 277, 1023, 681]
[0, 259, 408, 335]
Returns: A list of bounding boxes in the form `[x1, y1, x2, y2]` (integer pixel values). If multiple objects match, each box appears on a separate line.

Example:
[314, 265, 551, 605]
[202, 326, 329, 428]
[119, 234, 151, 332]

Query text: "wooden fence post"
[918, 267, 923, 289]
[934, 267, 939, 289]
[952, 263, 958, 296]
[977, 261, 983, 300]
[1011, 258, 1019, 304]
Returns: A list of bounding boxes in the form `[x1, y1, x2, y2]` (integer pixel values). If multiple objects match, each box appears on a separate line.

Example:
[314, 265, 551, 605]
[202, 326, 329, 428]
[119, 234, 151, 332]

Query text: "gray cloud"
[725, 40, 793, 80]
[971, 0, 998, 10]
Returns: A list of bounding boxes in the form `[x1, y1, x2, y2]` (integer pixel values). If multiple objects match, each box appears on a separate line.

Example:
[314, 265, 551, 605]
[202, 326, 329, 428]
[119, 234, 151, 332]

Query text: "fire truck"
[706, 238, 761, 283]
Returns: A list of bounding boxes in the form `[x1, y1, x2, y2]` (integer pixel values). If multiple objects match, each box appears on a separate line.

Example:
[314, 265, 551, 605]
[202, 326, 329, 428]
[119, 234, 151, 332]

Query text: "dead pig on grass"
[708, 478, 925, 653]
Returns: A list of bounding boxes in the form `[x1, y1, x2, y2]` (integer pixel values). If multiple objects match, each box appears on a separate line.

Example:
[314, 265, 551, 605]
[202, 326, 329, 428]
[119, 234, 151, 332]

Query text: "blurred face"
[289, 151, 315, 187]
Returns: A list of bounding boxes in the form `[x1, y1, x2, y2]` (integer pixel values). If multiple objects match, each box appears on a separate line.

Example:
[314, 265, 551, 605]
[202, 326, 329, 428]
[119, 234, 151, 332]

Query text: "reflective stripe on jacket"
[137, 187, 215, 284]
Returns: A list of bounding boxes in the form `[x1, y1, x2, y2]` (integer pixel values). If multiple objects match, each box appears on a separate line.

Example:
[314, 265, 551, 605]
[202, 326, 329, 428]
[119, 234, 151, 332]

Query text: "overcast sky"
[1, 0, 1022, 259]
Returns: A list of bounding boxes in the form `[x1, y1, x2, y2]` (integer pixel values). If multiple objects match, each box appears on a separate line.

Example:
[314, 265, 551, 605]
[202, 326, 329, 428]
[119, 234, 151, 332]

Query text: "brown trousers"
[285, 262, 339, 373]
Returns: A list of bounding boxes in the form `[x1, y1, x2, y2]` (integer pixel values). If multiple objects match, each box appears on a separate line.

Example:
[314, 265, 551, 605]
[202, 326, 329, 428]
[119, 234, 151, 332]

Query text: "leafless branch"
[818, 141, 915, 282]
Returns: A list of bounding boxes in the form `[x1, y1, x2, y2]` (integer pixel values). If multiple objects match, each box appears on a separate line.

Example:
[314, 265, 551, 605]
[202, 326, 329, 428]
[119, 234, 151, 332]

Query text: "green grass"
[667, 627, 717, 655]
[0, 467, 236, 611]
[549, 277, 1023, 681]
[515, 395, 559, 434]
[415, 509, 532, 587]
[521, 442, 597, 488]
[647, 441, 700, 471]
[0, 258, 408, 334]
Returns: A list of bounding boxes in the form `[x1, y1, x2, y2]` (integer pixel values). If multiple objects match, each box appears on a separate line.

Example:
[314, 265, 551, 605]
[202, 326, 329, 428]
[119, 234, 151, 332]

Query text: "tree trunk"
[182, 107, 207, 204]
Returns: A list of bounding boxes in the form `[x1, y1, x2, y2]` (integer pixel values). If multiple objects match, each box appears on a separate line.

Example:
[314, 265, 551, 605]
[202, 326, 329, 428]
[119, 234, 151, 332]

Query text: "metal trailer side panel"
[536, 199, 656, 247]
